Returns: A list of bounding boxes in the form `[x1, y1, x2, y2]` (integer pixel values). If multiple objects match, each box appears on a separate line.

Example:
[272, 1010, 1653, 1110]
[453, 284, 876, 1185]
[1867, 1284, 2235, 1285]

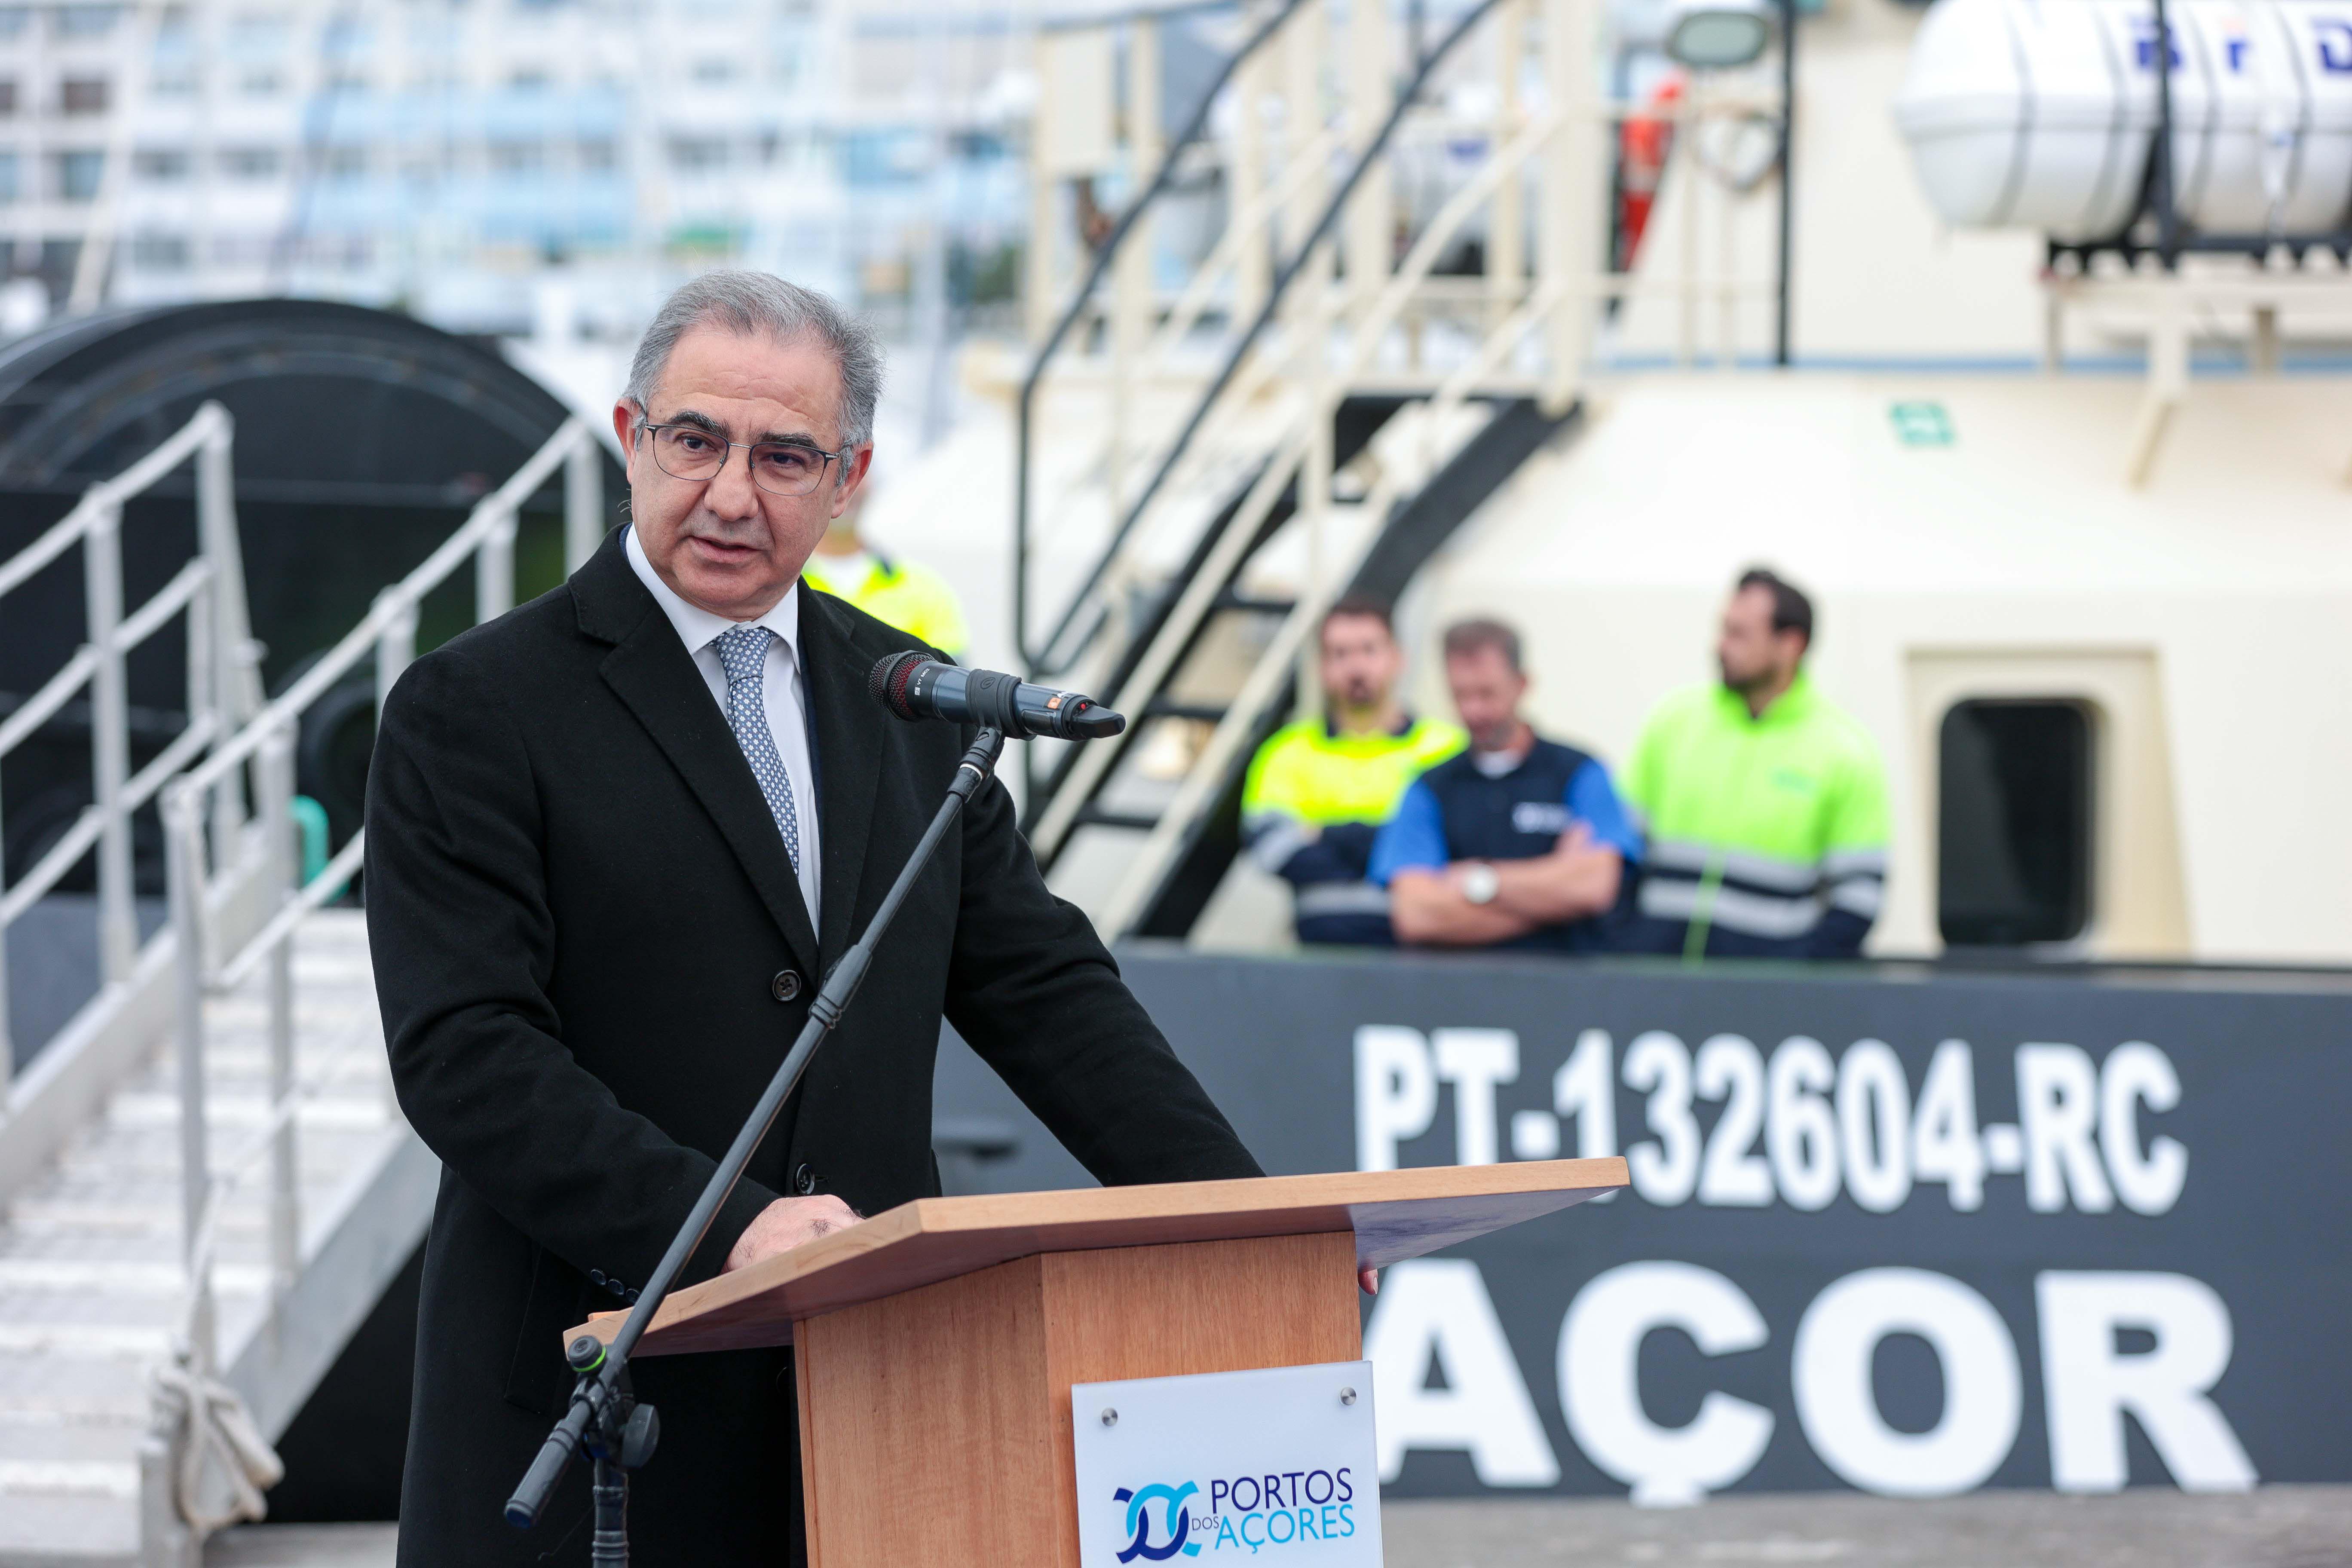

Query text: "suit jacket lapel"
[798, 591, 884, 969]
[577, 539, 824, 979]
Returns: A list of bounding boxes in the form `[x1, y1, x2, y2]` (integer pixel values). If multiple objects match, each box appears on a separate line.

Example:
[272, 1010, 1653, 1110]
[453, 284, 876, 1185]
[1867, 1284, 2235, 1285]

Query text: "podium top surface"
[585, 1157, 1627, 1358]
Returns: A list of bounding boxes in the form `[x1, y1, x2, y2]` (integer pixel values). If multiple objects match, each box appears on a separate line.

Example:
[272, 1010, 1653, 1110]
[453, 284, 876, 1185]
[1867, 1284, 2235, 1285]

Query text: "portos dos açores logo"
[1113, 1468, 1360, 1560]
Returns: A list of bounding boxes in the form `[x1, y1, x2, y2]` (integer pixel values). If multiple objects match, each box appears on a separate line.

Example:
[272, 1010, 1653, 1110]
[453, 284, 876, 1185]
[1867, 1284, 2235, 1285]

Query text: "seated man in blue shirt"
[1371, 617, 1641, 952]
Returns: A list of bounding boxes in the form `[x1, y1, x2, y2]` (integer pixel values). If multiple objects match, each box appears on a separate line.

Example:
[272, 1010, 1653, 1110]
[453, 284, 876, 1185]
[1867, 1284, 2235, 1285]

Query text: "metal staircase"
[0, 404, 602, 1565]
[0, 910, 421, 1562]
[1121, 393, 1583, 939]
[1013, 0, 1617, 938]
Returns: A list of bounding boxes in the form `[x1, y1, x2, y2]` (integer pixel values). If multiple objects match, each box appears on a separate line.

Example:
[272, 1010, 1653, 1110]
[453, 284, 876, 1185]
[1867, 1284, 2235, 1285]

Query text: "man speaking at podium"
[365, 272, 1263, 1565]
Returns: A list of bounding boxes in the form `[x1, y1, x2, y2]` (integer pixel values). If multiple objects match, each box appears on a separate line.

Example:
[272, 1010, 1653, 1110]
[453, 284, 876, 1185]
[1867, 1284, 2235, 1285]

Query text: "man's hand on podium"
[726, 1195, 862, 1272]
[1360, 1268, 1379, 1296]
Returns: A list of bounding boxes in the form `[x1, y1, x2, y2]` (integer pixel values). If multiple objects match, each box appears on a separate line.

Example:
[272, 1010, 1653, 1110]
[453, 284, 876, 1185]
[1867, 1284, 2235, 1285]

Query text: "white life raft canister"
[1893, 0, 2352, 241]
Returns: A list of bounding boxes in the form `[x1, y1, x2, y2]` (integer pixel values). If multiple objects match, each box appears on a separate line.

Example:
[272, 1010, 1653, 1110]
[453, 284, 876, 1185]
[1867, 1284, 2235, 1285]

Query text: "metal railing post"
[0, 780, 10, 1117]
[1542, 0, 1605, 412]
[258, 725, 300, 1308]
[564, 429, 604, 571]
[1678, 83, 1702, 367]
[1107, 16, 1163, 521]
[1296, 235, 1336, 731]
[85, 502, 137, 984]
[194, 405, 258, 724]
[476, 508, 517, 624]
[1231, 35, 1271, 326]
[1279, 0, 1325, 263]
[1775, 0, 1798, 361]
[1024, 55, 1060, 345]
[1487, 0, 1528, 330]
[187, 556, 217, 760]
[377, 592, 419, 720]
[196, 404, 256, 854]
[1349, 0, 1402, 324]
[186, 557, 229, 897]
[161, 781, 213, 1363]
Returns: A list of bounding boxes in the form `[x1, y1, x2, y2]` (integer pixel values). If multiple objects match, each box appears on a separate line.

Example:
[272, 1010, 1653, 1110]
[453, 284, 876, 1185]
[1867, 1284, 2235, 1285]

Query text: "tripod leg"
[590, 1452, 629, 1567]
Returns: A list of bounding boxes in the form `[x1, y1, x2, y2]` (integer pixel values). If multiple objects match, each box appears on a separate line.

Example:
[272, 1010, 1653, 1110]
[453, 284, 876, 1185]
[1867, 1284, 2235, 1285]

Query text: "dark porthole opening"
[1938, 699, 2094, 947]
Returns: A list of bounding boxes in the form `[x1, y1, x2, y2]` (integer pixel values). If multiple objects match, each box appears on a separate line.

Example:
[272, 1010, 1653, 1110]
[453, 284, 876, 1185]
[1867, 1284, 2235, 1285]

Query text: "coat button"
[793, 1163, 818, 1195]
[772, 970, 802, 1002]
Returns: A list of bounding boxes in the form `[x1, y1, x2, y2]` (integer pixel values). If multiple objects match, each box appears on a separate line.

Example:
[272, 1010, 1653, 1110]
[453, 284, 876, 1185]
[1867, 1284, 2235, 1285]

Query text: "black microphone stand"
[505, 726, 1008, 1561]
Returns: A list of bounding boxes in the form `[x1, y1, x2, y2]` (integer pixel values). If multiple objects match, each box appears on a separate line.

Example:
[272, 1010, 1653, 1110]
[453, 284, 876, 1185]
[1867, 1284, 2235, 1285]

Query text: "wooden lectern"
[572, 1158, 1627, 1566]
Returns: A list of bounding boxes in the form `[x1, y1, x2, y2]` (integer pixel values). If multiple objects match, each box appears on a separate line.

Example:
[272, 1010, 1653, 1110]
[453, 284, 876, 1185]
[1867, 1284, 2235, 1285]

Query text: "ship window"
[1938, 699, 2092, 946]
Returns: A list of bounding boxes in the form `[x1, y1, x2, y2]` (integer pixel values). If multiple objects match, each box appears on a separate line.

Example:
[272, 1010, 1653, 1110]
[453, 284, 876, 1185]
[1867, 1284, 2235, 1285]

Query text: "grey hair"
[623, 270, 885, 455]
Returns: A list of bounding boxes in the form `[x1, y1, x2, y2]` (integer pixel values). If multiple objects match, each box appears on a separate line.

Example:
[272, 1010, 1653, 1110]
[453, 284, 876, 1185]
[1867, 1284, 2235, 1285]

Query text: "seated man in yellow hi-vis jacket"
[1620, 567, 1889, 960]
[1241, 597, 1464, 945]
[802, 482, 969, 660]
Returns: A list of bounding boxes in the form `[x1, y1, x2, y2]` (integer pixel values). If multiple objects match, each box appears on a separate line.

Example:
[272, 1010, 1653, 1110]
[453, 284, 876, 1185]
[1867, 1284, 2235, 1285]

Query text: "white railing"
[1029, 88, 1588, 868]
[155, 416, 601, 1378]
[1017, 0, 1792, 910]
[0, 401, 259, 1115]
[1019, 0, 1788, 684]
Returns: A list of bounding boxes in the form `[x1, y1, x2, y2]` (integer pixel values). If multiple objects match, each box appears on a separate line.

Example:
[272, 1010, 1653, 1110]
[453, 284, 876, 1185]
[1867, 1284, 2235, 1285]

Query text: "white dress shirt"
[625, 526, 824, 924]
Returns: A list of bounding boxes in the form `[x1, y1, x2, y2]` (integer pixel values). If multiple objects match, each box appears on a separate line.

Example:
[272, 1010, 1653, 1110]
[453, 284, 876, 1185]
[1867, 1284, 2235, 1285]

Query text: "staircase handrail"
[0, 400, 253, 1118]
[1145, 122, 1350, 367]
[157, 416, 601, 1386]
[169, 972, 384, 1359]
[1018, 0, 1510, 681]
[1094, 283, 1577, 931]
[1014, 0, 1314, 676]
[1015, 114, 1351, 618]
[1092, 438, 1416, 936]
[175, 422, 600, 806]
[1026, 95, 1571, 867]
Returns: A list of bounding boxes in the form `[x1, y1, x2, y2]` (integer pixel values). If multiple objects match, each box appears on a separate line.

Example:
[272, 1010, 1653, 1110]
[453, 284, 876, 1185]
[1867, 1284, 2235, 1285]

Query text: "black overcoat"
[364, 532, 1261, 1565]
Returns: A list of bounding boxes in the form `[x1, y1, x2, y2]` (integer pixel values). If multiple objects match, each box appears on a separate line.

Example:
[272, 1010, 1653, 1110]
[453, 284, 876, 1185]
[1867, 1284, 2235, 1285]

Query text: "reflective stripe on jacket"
[1240, 715, 1467, 871]
[1240, 715, 1464, 943]
[1622, 674, 1889, 950]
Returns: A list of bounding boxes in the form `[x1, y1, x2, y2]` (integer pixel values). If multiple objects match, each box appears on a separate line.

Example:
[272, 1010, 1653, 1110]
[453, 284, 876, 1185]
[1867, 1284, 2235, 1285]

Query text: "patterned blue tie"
[714, 624, 802, 875]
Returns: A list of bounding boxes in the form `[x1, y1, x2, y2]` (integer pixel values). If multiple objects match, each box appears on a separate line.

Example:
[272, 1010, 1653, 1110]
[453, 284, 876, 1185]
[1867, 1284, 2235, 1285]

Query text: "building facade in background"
[0, 0, 1040, 334]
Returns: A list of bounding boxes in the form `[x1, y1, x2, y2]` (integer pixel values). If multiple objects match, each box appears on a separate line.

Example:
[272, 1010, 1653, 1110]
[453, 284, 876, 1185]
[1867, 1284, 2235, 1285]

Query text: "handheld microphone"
[869, 653, 1125, 741]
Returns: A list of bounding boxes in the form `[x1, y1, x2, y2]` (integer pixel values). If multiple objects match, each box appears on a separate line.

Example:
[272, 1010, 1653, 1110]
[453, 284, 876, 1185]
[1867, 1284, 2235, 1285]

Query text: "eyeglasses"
[638, 420, 848, 498]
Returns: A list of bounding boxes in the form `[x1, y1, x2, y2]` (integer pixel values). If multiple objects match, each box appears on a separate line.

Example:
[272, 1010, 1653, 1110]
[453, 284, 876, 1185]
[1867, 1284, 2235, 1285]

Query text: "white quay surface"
[0, 912, 397, 1565]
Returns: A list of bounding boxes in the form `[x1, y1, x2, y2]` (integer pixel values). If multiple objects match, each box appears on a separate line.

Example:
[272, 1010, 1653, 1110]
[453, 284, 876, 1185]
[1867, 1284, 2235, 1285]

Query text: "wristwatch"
[1460, 862, 1501, 906]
